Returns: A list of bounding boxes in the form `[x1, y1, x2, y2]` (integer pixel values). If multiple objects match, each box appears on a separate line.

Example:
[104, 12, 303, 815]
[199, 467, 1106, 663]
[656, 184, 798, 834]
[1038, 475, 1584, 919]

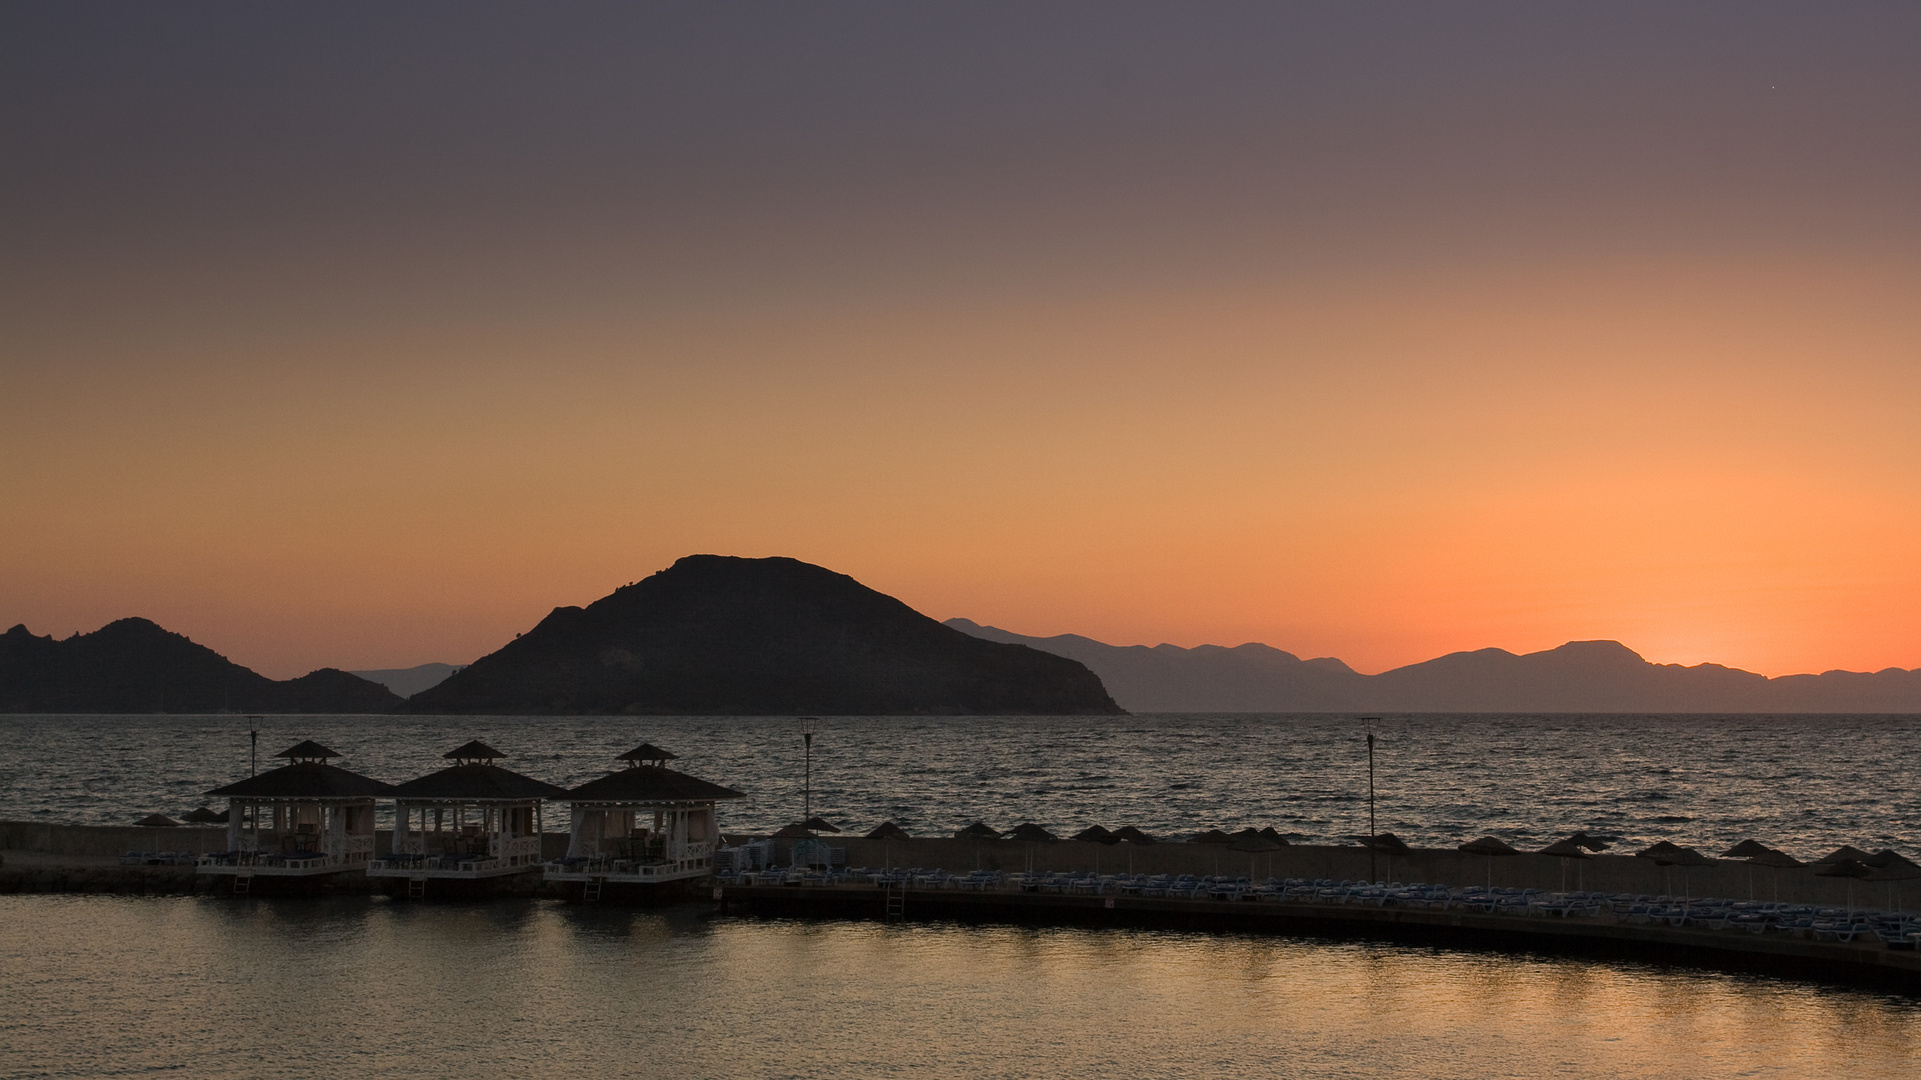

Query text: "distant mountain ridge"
[408, 555, 1122, 715]
[946, 620, 1921, 713]
[350, 663, 464, 699]
[0, 618, 403, 713]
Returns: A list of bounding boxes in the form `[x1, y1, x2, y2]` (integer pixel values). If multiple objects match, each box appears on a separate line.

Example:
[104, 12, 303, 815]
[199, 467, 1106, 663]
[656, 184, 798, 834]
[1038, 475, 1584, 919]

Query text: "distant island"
[408, 555, 1123, 715]
[10, 559, 1918, 714]
[948, 620, 1921, 714]
[349, 663, 464, 698]
[0, 619, 401, 713]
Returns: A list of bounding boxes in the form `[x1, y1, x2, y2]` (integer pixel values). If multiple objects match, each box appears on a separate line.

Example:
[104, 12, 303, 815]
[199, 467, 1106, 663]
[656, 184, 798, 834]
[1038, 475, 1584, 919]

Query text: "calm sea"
[2, 712, 1917, 854]
[6, 714, 1921, 1077]
[3, 894, 1920, 1079]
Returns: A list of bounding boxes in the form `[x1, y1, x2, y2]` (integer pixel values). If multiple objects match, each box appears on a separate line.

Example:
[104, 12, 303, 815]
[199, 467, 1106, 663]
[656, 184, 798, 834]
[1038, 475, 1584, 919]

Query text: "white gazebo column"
[566, 803, 586, 859]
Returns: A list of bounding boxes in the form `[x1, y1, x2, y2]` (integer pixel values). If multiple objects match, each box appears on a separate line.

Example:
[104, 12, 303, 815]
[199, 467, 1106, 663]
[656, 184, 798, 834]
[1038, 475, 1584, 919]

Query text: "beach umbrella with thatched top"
[1864, 850, 1921, 913]
[1651, 845, 1710, 903]
[1366, 832, 1413, 856]
[1232, 832, 1285, 879]
[1073, 825, 1117, 873]
[1744, 846, 1802, 903]
[1722, 839, 1783, 898]
[1812, 845, 1877, 867]
[955, 821, 1000, 872]
[1540, 838, 1593, 892]
[1110, 825, 1156, 872]
[180, 806, 222, 824]
[1458, 836, 1520, 890]
[802, 816, 841, 834]
[865, 820, 909, 870]
[134, 813, 181, 828]
[1817, 857, 1873, 915]
[1006, 822, 1057, 873]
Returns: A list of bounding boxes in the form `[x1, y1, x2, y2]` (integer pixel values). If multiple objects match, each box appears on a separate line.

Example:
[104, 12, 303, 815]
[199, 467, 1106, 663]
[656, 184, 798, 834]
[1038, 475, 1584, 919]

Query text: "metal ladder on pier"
[407, 877, 427, 900]
[883, 884, 905, 922]
[582, 878, 603, 903]
[232, 874, 252, 896]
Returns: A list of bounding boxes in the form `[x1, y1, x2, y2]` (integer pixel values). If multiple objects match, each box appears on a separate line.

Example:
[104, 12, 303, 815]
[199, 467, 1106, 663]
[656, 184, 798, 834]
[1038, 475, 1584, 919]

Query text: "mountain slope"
[0, 618, 404, 713]
[408, 555, 1122, 715]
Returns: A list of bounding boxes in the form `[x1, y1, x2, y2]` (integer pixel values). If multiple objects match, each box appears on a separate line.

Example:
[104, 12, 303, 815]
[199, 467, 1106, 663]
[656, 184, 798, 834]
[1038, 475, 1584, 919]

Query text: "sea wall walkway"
[718, 878, 1921, 990]
[815, 837, 1915, 911]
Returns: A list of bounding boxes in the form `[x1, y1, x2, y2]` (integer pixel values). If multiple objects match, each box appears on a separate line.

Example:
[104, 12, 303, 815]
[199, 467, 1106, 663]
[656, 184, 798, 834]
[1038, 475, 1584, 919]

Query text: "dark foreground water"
[3, 894, 1918, 1080]
[3, 713, 1917, 853]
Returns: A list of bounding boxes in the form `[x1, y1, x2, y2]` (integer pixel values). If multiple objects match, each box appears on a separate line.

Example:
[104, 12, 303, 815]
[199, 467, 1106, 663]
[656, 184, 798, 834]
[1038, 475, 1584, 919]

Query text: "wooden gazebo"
[366, 740, 567, 895]
[196, 740, 393, 892]
[545, 743, 745, 899]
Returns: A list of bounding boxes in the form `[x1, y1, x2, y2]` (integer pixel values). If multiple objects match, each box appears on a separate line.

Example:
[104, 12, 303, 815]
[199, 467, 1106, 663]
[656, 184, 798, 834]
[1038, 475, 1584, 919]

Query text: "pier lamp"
[1362, 719, 1380, 885]
[800, 717, 817, 824]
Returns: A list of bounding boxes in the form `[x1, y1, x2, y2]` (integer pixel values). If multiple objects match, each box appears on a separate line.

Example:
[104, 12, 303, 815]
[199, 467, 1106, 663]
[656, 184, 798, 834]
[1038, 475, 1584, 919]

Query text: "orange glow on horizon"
[4, 253, 1916, 680]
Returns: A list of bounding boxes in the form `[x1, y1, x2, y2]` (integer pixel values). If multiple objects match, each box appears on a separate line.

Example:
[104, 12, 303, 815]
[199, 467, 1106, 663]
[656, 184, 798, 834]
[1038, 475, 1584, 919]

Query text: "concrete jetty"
[717, 878, 1921, 989]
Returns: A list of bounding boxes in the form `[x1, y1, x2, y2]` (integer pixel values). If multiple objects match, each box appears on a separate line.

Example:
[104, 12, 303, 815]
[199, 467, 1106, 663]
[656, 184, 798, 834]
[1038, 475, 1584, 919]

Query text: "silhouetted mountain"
[945, 619, 1364, 711]
[350, 662, 465, 698]
[0, 618, 404, 713]
[946, 621, 1921, 713]
[409, 555, 1122, 715]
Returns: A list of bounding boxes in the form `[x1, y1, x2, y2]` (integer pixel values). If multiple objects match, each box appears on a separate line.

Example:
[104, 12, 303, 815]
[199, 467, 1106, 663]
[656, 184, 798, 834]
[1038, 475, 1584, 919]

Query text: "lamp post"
[249, 722, 259, 777]
[1362, 718, 1380, 884]
[800, 717, 817, 824]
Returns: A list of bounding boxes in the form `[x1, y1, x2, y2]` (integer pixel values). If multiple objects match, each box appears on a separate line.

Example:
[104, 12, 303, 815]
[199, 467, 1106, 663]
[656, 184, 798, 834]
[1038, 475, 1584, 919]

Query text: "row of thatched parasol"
[1448, 832, 1921, 901]
[132, 806, 229, 827]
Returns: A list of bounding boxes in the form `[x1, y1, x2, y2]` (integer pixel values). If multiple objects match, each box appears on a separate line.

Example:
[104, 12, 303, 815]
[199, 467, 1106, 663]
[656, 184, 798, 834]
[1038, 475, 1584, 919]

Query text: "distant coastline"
[6, 552, 1916, 715]
[948, 620, 1921, 715]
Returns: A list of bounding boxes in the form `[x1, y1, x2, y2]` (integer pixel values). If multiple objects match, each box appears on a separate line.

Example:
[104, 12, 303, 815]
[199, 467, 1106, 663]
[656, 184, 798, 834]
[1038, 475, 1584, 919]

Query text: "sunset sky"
[3, 4, 1918, 679]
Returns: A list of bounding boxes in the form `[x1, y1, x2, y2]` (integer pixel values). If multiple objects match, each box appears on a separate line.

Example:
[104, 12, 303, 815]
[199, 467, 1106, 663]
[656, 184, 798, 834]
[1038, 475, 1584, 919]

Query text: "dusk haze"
[5, 4, 1917, 681]
[5, 6, 1921, 1080]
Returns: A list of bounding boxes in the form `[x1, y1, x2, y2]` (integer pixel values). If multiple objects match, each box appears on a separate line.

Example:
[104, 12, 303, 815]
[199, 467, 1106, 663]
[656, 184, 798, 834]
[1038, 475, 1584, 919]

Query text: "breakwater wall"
[718, 883, 1921, 990]
[788, 837, 1914, 912]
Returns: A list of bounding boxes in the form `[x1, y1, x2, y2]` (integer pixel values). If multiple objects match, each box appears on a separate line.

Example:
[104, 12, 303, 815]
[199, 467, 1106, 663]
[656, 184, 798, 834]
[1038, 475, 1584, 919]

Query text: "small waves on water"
[6, 895, 1921, 1080]
[1, 712, 1917, 855]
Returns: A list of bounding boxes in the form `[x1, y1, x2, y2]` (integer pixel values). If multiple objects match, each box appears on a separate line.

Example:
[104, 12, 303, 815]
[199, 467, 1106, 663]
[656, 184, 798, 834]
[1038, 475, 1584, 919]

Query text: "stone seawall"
[778, 837, 1913, 912]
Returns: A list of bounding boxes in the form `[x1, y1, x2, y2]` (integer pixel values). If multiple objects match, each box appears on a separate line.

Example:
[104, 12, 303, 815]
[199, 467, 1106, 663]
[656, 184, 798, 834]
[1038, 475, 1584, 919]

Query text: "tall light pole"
[800, 717, 817, 824]
[249, 721, 259, 777]
[1362, 718, 1380, 884]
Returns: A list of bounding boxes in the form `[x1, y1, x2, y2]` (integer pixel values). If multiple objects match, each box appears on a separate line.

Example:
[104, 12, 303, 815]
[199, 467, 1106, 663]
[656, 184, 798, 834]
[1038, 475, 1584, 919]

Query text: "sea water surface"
[2, 712, 1917, 853]
[6, 713, 1921, 1078]
[3, 894, 1920, 1080]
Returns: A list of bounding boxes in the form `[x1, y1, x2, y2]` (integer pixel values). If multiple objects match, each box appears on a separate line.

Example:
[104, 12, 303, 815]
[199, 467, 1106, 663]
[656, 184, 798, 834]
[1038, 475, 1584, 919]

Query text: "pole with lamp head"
[800, 717, 817, 824]
[1363, 718, 1380, 884]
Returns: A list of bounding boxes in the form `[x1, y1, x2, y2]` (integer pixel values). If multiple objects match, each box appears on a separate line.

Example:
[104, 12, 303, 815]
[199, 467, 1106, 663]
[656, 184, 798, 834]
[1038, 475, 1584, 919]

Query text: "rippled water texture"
[2, 713, 1918, 853]
[3, 895, 1918, 1080]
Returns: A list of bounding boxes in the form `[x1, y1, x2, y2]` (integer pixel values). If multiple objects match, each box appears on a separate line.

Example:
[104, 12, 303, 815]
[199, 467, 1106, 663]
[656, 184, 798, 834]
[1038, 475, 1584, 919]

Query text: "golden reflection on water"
[3, 895, 1918, 1079]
